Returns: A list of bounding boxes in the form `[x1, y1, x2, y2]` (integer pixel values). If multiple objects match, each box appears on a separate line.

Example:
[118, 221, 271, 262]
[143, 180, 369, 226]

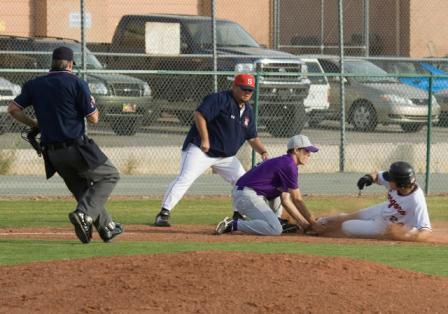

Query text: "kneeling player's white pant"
[162, 144, 245, 211]
[232, 187, 283, 236]
[341, 203, 389, 237]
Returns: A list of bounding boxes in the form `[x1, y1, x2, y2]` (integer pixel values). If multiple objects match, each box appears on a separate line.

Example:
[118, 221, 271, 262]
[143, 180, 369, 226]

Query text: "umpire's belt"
[44, 136, 86, 151]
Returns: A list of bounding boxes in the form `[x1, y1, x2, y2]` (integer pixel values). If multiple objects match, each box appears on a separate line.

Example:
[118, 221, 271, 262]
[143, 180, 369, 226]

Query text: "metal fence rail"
[1, 0, 448, 196]
[1, 69, 447, 195]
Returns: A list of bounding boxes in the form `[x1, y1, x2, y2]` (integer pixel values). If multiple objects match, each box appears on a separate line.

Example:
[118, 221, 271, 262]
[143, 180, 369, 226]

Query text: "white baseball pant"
[232, 186, 283, 236]
[162, 144, 246, 211]
[341, 203, 389, 238]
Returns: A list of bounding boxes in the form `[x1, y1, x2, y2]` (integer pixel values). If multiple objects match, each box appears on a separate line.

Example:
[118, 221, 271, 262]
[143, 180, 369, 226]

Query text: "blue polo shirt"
[182, 90, 257, 157]
[236, 154, 299, 200]
[13, 70, 96, 144]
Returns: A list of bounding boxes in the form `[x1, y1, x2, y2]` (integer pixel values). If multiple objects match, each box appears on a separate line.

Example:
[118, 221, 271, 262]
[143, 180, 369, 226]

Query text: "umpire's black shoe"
[154, 209, 171, 227]
[68, 210, 93, 244]
[99, 222, 123, 242]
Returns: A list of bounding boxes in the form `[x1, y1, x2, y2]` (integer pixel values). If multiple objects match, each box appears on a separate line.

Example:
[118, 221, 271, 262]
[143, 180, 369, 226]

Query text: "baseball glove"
[279, 218, 304, 234]
[357, 174, 374, 190]
[21, 127, 42, 157]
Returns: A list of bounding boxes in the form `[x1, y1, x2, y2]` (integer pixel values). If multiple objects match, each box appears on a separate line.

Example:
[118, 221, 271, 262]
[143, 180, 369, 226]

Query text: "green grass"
[0, 195, 447, 228]
[1, 239, 447, 276]
[0, 196, 447, 275]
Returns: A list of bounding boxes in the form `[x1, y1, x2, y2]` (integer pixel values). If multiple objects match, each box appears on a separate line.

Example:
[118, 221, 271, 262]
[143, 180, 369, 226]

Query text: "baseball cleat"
[232, 211, 246, 220]
[215, 217, 233, 235]
[99, 222, 124, 243]
[154, 209, 171, 227]
[68, 210, 93, 244]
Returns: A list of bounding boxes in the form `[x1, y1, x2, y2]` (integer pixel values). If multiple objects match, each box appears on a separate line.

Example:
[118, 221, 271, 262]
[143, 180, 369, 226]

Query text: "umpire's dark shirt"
[182, 90, 257, 157]
[13, 70, 96, 145]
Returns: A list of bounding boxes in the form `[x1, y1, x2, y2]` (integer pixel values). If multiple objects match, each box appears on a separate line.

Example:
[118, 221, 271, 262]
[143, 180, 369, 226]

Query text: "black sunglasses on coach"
[240, 87, 254, 92]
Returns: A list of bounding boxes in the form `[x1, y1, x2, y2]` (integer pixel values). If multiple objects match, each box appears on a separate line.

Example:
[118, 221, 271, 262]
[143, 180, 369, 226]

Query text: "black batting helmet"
[383, 161, 416, 188]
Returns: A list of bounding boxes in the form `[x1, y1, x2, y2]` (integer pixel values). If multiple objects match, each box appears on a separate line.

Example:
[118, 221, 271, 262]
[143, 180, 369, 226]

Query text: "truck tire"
[266, 104, 307, 138]
[110, 115, 141, 136]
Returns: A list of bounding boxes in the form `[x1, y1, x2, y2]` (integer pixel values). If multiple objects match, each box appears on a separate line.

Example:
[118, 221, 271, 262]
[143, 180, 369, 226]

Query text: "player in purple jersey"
[215, 135, 324, 236]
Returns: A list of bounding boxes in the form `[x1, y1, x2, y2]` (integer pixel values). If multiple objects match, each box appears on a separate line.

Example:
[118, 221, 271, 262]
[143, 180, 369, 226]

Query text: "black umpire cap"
[52, 46, 75, 64]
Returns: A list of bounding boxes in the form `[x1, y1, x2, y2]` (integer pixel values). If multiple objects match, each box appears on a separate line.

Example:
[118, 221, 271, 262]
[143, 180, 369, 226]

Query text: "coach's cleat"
[68, 210, 93, 244]
[99, 221, 123, 242]
[215, 217, 234, 235]
[154, 209, 171, 227]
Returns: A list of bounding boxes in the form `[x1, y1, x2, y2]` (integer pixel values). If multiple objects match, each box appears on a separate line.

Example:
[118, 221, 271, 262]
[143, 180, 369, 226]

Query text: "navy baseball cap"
[52, 46, 75, 64]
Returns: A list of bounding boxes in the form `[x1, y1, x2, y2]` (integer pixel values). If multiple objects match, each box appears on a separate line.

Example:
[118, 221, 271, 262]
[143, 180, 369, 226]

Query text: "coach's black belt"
[44, 136, 86, 151]
[236, 186, 245, 191]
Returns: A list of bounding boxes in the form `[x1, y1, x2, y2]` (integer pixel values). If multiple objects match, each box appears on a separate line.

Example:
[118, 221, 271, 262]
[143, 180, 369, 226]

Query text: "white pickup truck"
[301, 58, 330, 127]
[0, 77, 21, 134]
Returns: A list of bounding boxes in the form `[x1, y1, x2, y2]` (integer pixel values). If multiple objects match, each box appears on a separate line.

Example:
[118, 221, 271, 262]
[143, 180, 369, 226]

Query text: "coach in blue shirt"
[154, 74, 268, 226]
[8, 46, 122, 244]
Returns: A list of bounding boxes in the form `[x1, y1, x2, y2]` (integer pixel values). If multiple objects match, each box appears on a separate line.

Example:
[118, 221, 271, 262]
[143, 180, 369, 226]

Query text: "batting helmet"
[383, 161, 416, 188]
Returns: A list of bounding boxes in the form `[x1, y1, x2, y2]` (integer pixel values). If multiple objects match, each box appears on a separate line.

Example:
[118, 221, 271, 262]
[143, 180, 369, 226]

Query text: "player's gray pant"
[232, 187, 282, 236]
[47, 147, 120, 230]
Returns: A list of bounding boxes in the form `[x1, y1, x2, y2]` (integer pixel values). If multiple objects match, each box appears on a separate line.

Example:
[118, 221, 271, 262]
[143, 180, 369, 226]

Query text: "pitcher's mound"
[1, 251, 448, 313]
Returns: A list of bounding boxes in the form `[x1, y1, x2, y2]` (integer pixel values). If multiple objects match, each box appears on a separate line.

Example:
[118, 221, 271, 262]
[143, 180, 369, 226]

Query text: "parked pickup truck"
[0, 35, 155, 136]
[89, 14, 310, 137]
[0, 77, 21, 134]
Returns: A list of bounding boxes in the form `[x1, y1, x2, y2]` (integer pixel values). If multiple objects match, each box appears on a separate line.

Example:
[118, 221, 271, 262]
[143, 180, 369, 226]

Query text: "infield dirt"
[1, 224, 448, 313]
[1, 250, 448, 313]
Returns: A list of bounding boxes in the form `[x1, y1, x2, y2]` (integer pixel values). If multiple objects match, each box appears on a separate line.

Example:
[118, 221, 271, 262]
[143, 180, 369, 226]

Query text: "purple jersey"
[236, 154, 299, 199]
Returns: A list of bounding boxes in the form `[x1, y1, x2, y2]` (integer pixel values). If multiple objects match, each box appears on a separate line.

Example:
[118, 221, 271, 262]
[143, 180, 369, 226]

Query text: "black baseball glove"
[21, 127, 42, 157]
[279, 218, 300, 234]
[357, 174, 374, 190]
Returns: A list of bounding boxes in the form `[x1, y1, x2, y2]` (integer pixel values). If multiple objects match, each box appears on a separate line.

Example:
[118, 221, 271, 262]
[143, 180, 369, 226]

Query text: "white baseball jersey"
[377, 171, 432, 230]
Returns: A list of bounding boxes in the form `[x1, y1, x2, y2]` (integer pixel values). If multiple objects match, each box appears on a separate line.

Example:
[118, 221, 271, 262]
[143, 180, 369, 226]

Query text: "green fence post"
[425, 75, 433, 195]
[251, 71, 260, 168]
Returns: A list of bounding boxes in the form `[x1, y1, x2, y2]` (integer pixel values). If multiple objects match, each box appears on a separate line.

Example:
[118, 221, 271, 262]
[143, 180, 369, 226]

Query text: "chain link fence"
[0, 0, 447, 196]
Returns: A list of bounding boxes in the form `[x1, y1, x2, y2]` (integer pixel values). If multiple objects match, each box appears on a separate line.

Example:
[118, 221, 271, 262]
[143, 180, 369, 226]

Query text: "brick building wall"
[0, 0, 446, 57]
[410, 0, 448, 57]
[0, 0, 271, 46]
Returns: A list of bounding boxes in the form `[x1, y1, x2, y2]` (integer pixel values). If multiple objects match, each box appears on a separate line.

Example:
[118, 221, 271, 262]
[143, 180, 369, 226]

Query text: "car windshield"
[427, 61, 448, 73]
[345, 60, 397, 83]
[382, 61, 429, 75]
[397, 62, 428, 74]
[305, 61, 327, 84]
[33, 42, 103, 69]
[184, 20, 260, 48]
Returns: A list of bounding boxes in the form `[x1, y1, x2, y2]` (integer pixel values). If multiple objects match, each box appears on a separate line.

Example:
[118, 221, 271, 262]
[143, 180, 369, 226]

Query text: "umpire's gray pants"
[47, 146, 120, 230]
[232, 187, 282, 236]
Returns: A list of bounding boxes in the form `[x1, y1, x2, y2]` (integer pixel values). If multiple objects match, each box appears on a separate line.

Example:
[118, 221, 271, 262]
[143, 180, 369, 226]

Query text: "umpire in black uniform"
[8, 46, 123, 244]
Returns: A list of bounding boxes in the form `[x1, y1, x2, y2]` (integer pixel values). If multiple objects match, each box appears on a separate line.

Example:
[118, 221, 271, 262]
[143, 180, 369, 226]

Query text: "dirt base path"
[1, 251, 448, 313]
[1, 222, 448, 245]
